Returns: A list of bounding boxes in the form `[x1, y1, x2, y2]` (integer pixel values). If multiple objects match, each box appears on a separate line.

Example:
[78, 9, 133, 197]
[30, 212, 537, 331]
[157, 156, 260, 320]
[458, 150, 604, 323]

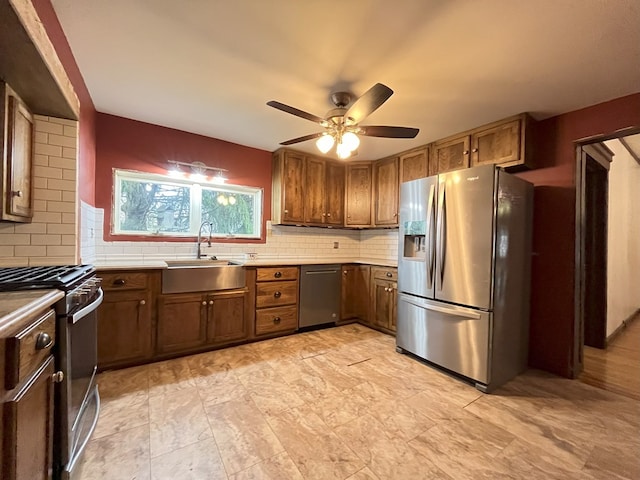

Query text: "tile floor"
[77, 324, 640, 479]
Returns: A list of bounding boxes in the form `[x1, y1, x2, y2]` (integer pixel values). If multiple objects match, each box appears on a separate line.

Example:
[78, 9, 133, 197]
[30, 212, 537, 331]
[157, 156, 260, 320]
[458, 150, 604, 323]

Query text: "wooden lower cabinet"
[157, 289, 249, 355]
[97, 289, 153, 368]
[2, 355, 55, 480]
[371, 278, 397, 332]
[254, 267, 299, 337]
[340, 264, 370, 322]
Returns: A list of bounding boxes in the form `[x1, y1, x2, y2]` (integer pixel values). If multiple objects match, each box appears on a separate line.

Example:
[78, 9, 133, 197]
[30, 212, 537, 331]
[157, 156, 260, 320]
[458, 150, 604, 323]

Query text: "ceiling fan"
[267, 83, 419, 159]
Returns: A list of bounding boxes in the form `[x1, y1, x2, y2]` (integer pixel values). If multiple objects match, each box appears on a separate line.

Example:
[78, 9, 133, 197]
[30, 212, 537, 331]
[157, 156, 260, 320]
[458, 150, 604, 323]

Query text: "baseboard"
[606, 308, 640, 345]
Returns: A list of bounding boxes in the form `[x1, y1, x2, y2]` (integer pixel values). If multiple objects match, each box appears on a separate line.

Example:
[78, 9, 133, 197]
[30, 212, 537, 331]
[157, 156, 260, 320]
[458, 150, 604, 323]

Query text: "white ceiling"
[51, 0, 640, 160]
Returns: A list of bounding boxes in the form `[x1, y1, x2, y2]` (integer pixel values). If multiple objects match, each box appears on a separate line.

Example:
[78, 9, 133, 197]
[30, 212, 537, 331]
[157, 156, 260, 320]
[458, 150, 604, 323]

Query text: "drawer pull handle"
[139, 300, 146, 305]
[12, 190, 23, 197]
[52, 371, 64, 383]
[209, 300, 214, 305]
[386, 272, 393, 278]
[202, 301, 207, 306]
[113, 279, 126, 286]
[35, 332, 53, 350]
[273, 291, 282, 298]
[273, 317, 281, 324]
[274, 271, 282, 278]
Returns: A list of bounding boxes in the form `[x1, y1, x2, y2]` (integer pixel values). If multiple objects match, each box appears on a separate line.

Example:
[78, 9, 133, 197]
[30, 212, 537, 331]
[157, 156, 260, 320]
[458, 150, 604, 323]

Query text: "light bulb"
[212, 172, 226, 184]
[316, 134, 335, 154]
[228, 195, 236, 205]
[336, 142, 351, 159]
[341, 131, 360, 152]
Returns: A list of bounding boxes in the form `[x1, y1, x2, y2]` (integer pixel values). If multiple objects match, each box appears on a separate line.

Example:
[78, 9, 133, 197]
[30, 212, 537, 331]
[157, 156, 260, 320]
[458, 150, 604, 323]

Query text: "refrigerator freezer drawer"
[397, 293, 491, 385]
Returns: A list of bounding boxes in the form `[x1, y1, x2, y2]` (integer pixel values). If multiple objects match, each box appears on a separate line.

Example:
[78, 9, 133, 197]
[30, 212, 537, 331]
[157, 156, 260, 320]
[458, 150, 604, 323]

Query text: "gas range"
[0, 264, 100, 315]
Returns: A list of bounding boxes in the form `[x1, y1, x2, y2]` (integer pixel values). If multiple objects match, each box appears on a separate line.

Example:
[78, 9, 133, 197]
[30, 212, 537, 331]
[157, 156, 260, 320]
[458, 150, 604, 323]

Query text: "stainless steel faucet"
[197, 221, 213, 259]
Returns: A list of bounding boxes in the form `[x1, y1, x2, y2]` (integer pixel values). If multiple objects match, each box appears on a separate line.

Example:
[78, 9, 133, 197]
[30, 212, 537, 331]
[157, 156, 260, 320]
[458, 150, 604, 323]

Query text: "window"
[113, 169, 262, 238]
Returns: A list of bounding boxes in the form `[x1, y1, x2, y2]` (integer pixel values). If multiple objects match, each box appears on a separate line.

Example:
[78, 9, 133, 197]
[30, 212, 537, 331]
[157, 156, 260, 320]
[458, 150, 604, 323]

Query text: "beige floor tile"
[582, 442, 640, 480]
[345, 466, 380, 480]
[94, 394, 149, 439]
[76, 424, 150, 480]
[205, 397, 285, 475]
[237, 366, 306, 415]
[228, 451, 304, 480]
[150, 438, 227, 480]
[97, 364, 149, 402]
[267, 404, 364, 480]
[148, 357, 196, 397]
[149, 387, 212, 457]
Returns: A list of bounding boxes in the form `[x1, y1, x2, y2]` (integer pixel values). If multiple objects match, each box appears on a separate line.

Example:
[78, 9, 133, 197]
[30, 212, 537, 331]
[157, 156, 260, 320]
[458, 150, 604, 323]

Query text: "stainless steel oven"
[0, 265, 102, 479]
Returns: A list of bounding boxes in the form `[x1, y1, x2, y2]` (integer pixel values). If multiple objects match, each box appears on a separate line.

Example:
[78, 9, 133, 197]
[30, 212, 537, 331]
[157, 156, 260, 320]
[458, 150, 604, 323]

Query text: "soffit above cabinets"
[0, 0, 78, 119]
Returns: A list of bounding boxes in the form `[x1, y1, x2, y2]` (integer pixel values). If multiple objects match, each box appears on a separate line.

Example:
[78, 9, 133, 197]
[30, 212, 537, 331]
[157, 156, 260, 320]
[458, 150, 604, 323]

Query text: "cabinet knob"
[209, 300, 214, 305]
[463, 150, 469, 155]
[113, 279, 126, 286]
[327, 213, 331, 217]
[274, 271, 282, 278]
[284, 209, 289, 213]
[343, 270, 348, 275]
[35, 332, 53, 350]
[11, 190, 23, 197]
[386, 272, 393, 278]
[52, 371, 64, 383]
[322, 213, 326, 217]
[472, 148, 478, 153]
[273, 317, 281, 324]
[274, 291, 281, 298]
[139, 300, 146, 305]
[202, 301, 207, 306]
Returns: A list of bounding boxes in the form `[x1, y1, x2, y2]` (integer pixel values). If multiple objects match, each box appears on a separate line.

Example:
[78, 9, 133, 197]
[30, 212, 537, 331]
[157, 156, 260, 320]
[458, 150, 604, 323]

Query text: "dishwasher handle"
[305, 269, 339, 275]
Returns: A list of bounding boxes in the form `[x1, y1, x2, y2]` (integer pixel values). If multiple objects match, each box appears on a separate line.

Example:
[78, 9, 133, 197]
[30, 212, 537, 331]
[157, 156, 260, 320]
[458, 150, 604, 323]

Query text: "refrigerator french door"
[397, 165, 533, 392]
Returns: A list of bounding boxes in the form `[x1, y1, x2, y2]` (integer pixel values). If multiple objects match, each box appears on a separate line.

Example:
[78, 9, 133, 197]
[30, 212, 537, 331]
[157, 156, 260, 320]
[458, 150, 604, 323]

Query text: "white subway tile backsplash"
[34, 120, 63, 134]
[62, 147, 77, 159]
[31, 234, 61, 245]
[47, 179, 76, 191]
[47, 133, 76, 148]
[15, 245, 47, 256]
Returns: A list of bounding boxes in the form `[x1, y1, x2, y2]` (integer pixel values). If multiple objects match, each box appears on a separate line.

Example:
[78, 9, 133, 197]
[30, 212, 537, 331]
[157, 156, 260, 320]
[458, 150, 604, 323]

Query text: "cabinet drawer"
[256, 281, 298, 308]
[256, 305, 298, 335]
[100, 272, 149, 291]
[256, 267, 298, 282]
[4, 309, 55, 390]
[371, 267, 397, 282]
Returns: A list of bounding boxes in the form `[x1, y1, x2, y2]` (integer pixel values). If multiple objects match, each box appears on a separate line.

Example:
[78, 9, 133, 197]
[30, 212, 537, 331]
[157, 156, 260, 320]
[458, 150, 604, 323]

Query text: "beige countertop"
[0, 289, 64, 337]
[94, 257, 397, 270]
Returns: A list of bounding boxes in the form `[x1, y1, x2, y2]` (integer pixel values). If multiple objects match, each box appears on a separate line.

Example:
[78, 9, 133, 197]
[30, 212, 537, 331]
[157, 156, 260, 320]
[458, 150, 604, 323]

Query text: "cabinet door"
[345, 163, 372, 227]
[282, 151, 305, 223]
[400, 147, 429, 183]
[207, 290, 248, 344]
[3, 356, 54, 480]
[340, 265, 369, 321]
[304, 156, 326, 224]
[97, 290, 152, 368]
[374, 157, 399, 226]
[157, 294, 207, 354]
[372, 278, 393, 330]
[5, 91, 34, 220]
[471, 119, 521, 167]
[431, 135, 470, 175]
[389, 284, 397, 332]
[325, 162, 345, 225]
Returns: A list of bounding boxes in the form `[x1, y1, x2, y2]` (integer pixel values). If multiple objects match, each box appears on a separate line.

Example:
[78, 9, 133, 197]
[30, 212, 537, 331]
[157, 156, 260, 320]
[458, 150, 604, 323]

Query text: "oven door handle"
[64, 386, 101, 477]
[70, 288, 104, 324]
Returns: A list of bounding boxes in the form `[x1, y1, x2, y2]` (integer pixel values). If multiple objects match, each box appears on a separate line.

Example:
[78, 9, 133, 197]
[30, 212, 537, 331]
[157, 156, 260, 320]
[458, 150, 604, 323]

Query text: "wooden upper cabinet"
[345, 162, 372, 227]
[374, 156, 399, 226]
[1, 83, 34, 222]
[400, 146, 430, 183]
[470, 114, 532, 169]
[430, 134, 470, 175]
[325, 161, 345, 225]
[304, 156, 325, 224]
[272, 150, 305, 224]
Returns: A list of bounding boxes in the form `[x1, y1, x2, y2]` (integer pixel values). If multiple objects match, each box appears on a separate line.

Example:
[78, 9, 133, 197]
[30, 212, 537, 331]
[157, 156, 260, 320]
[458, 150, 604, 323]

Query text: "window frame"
[112, 168, 263, 239]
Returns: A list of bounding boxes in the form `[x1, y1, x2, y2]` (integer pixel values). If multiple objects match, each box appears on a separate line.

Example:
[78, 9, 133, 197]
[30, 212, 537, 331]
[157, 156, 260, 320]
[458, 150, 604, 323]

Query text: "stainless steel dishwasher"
[299, 264, 341, 328]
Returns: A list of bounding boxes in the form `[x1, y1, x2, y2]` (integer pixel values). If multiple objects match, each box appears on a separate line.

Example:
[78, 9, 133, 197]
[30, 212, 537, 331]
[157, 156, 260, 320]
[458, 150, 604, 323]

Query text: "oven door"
[56, 288, 103, 480]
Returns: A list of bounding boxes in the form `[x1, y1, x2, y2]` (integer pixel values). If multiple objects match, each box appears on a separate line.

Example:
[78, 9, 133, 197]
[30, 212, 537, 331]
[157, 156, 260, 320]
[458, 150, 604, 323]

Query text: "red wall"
[95, 113, 272, 242]
[32, 0, 97, 206]
[518, 93, 640, 377]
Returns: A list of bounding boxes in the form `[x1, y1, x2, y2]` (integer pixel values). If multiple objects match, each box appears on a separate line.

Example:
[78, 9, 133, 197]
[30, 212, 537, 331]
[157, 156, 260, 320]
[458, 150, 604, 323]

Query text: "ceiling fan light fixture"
[316, 133, 335, 154]
[336, 142, 352, 159]
[341, 131, 360, 152]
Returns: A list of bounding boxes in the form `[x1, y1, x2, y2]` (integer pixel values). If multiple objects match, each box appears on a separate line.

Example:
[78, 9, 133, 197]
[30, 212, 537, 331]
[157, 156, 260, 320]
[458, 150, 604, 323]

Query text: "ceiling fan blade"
[343, 83, 393, 126]
[267, 101, 326, 125]
[358, 126, 419, 138]
[280, 132, 325, 146]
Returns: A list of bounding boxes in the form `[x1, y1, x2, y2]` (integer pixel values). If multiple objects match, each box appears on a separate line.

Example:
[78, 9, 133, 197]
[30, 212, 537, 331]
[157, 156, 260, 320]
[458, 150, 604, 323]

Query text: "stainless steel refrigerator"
[396, 164, 533, 392]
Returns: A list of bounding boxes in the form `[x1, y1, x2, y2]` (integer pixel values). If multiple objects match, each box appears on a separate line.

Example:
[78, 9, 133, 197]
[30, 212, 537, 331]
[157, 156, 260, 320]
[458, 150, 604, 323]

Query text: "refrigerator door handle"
[399, 294, 482, 320]
[426, 183, 436, 288]
[437, 183, 446, 288]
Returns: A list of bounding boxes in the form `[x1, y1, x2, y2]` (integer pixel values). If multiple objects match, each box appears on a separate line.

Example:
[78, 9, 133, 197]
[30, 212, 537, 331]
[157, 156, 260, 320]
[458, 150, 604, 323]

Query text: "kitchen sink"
[162, 259, 245, 293]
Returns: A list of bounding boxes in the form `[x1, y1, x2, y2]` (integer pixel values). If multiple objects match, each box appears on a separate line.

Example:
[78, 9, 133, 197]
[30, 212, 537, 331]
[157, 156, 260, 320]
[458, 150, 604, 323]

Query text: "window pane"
[202, 189, 256, 236]
[118, 179, 191, 233]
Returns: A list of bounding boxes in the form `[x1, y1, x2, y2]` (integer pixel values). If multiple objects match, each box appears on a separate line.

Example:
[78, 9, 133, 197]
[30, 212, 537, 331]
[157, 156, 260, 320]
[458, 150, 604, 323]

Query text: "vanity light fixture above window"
[167, 160, 228, 183]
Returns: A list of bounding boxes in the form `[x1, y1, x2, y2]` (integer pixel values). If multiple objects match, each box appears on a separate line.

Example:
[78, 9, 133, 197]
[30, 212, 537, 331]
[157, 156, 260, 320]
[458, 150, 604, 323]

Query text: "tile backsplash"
[81, 203, 398, 264]
[0, 115, 78, 266]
